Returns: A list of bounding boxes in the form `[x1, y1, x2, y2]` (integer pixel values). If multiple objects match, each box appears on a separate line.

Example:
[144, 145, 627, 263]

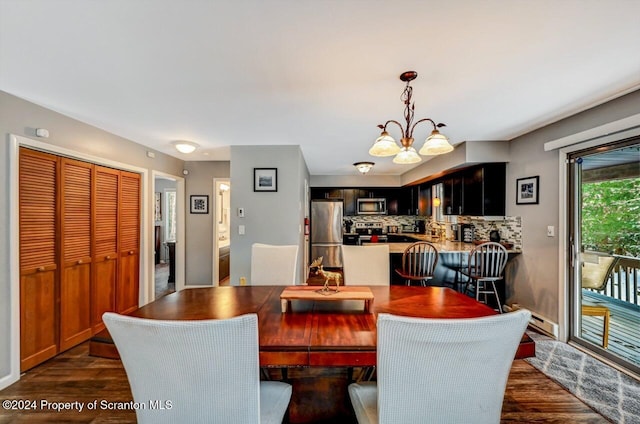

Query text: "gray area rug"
[526, 331, 640, 424]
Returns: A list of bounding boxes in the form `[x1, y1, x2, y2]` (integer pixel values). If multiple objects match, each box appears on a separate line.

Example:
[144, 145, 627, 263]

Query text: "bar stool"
[462, 242, 508, 313]
[395, 242, 439, 286]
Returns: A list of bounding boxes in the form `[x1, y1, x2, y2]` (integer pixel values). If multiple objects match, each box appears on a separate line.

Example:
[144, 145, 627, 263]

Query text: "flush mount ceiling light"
[173, 140, 199, 154]
[369, 71, 454, 164]
[353, 161, 375, 174]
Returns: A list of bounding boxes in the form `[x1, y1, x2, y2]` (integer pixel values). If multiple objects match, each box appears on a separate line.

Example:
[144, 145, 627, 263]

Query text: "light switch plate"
[547, 226, 555, 237]
[239, 225, 245, 235]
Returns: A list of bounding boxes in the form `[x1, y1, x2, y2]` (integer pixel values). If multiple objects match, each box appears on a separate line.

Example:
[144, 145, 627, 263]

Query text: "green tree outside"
[582, 177, 640, 257]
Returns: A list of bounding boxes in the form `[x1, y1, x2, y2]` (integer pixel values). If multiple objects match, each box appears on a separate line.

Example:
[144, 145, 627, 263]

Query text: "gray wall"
[230, 145, 309, 286]
[183, 161, 231, 285]
[0, 90, 184, 386]
[505, 89, 640, 323]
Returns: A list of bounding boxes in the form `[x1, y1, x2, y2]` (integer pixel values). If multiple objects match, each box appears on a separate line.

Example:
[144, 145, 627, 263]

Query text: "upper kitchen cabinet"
[443, 174, 463, 215]
[476, 163, 506, 216]
[343, 189, 368, 216]
[418, 184, 432, 216]
[311, 188, 344, 200]
[388, 186, 418, 216]
[442, 163, 506, 216]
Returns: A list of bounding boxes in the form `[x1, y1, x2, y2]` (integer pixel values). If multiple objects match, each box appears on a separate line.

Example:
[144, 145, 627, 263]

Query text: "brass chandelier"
[369, 71, 453, 164]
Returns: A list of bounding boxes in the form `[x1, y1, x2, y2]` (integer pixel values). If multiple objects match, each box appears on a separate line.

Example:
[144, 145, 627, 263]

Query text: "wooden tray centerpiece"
[280, 286, 374, 313]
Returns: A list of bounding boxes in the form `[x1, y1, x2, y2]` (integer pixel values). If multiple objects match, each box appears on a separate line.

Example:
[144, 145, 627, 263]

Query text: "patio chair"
[581, 254, 618, 348]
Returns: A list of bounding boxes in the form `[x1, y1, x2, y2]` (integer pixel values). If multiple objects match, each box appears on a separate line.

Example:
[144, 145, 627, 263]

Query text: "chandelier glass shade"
[370, 71, 454, 164]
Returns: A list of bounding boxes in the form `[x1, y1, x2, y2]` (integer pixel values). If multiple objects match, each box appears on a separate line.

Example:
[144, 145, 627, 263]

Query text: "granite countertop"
[362, 234, 521, 254]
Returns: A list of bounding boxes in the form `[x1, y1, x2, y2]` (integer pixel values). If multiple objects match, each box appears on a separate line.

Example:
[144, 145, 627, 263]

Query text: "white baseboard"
[504, 303, 559, 338]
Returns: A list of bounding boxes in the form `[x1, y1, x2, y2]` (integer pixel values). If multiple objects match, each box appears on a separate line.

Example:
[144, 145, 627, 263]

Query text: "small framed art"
[190, 195, 209, 214]
[254, 168, 277, 192]
[516, 176, 539, 205]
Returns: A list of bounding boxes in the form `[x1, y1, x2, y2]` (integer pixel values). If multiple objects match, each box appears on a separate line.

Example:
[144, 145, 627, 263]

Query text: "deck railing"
[585, 254, 640, 307]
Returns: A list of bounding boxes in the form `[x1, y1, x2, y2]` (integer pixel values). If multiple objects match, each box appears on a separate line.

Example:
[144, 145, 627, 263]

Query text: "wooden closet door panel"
[92, 166, 119, 333]
[20, 272, 57, 371]
[59, 263, 92, 350]
[117, 171, 140, 314]
[19, 149, 57, 271]
[19, 148, 59, 372]
[59, 158, 93, 351]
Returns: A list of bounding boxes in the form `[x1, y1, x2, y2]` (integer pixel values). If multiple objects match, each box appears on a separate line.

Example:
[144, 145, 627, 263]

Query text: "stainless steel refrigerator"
[311, 200, 343, 268]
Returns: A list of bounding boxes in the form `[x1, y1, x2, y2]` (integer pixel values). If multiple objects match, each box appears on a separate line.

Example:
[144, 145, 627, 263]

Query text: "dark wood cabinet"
[480, 163, 506, 216]
[418, 184, 432, 216]
[443, 174, 464, 215]
[463, 167, 484, 216]
[312, 164, 505, 218]
[443, 163, 505, 216]
[311, 188, 344, 200]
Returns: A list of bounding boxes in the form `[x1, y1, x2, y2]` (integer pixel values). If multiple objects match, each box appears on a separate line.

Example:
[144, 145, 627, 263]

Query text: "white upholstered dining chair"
[342, 244, 390, 285]
[348, 309, 531, 424]
[250, 243, 299, 285]
[103, 312, 292, 424]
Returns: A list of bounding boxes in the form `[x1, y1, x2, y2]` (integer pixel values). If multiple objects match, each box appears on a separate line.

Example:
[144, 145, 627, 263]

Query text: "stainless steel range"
[354, 222, 388, 243]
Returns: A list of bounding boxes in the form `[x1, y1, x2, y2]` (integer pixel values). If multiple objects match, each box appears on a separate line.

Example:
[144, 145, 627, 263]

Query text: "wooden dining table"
[91, 285, 535, 365]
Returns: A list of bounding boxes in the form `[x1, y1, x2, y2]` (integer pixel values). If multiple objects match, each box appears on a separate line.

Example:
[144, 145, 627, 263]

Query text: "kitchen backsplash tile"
[345, 214, 523, 251]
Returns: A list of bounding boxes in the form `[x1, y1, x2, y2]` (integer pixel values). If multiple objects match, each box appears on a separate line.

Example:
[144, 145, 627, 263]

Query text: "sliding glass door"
[568, 137, 640, 375]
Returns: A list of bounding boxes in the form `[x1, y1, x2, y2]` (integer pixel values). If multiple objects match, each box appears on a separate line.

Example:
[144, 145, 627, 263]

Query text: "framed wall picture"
[190, 195, 209, 214]
[516, 176, 539, 205]
[154, 192, 162, 221]
[254, 168, 277, 192]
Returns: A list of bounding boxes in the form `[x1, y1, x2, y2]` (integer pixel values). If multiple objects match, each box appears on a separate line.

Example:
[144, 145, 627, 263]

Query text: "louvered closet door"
[117, 171, 140, 314]
[92, 166, 119, 333]
[19, 148, 58, 372]
[59, 158, 93, 351]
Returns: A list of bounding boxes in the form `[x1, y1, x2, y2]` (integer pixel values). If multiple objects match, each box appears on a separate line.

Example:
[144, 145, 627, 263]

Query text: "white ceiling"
[1, 0, 639, 176]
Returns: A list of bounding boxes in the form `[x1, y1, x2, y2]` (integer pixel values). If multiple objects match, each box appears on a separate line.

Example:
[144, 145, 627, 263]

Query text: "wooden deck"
[582, 290, 640, 367]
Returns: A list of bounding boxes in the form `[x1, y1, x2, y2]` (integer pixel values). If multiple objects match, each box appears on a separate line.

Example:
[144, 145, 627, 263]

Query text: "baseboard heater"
[504, 304, 559, 338]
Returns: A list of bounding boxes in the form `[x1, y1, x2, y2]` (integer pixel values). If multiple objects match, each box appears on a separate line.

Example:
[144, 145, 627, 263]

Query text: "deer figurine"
[310, 256, 341, 293]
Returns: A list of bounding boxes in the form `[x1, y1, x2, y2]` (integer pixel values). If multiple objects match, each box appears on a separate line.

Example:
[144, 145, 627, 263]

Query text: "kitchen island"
[362, 234, 521, 291]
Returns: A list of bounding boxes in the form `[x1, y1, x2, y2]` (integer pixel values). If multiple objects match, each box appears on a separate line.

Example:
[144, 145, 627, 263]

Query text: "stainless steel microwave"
[356, 198, 387, 215]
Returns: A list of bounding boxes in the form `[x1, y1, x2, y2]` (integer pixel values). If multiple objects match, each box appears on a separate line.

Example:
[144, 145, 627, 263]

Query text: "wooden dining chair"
[462, 242, 508, 313]
[394, 242, 439, 286]
[103, 312, 292, 424]
[250, 243, 299, 285]
[348, 309, 531, 424]
[342, 244, 390, 285]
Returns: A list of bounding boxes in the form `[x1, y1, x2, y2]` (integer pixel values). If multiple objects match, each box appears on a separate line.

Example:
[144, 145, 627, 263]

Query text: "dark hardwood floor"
[0, 342, 609, 423]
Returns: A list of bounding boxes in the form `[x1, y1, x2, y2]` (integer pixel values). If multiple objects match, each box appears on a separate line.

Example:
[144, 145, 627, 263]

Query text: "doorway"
[213, 179, 231, 286]
[568, 138, 640, 375]
[151, 172, 185, 299]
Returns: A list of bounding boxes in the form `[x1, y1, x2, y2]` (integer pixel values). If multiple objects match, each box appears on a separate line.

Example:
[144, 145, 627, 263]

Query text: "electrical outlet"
[547, 226, 555, 237]
[240, 277, 246, 286]
[238, 207, 245, 217]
